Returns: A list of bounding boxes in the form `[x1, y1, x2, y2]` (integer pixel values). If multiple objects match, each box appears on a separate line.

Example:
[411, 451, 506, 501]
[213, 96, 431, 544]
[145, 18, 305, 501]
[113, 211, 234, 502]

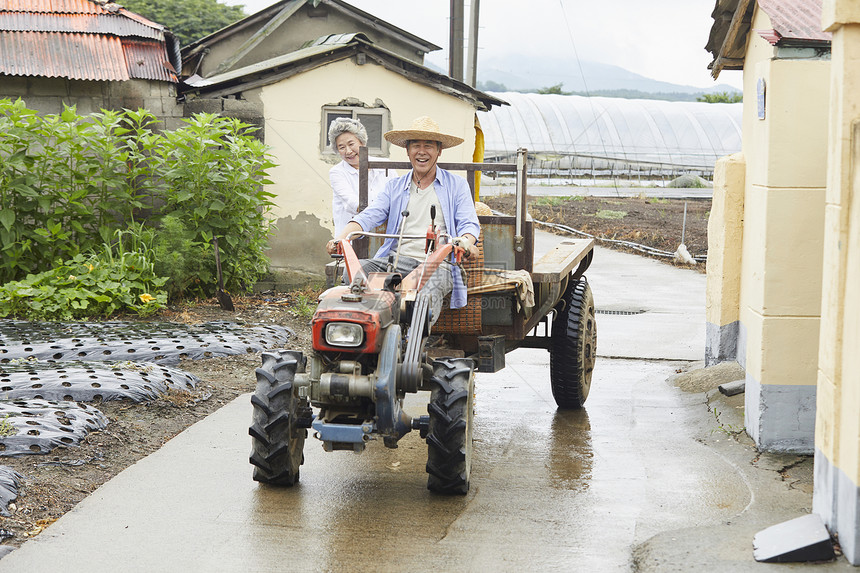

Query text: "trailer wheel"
[426, 358, 475, 494]
[249, 350, 308, 486]
[550, 278, 597, 408]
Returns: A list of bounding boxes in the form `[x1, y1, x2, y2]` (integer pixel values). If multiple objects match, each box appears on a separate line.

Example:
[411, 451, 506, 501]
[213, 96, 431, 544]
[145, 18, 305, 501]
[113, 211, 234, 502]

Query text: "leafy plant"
[156, 113, 276, 294]
[290, 292, 318, 320]
[0, 101, 277, 310]
[0, 415, 15, 437]
[151, 215, 213, 301]
[0, 236, 168, 321]
[0, 100, 145, 283]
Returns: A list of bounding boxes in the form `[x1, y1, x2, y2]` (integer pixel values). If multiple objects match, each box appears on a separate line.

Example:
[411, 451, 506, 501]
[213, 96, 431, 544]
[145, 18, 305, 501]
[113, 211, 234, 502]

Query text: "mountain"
[470, 54, 739, 95]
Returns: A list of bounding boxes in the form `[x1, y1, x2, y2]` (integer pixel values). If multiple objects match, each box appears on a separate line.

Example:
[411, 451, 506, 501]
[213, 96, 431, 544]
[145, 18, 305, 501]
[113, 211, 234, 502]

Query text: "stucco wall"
[257, 57, 478, 278]
[705, 152, 745, 365]
[735, 8, 829, 453]
[0, 77, 183, 129]
[814, 2, 860, 562]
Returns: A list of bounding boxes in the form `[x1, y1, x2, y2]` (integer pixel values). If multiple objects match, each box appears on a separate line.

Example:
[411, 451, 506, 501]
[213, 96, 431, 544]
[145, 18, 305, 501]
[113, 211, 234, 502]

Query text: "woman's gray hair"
[328, 117, 368, 152]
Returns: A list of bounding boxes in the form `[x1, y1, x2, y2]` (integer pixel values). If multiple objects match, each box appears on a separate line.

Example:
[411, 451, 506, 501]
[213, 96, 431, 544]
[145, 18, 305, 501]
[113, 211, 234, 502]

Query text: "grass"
[594, 209, 627, 220]
[0, 415, 16, 437]
[532, 195, 583, 207]
[287, 286, 324, 320]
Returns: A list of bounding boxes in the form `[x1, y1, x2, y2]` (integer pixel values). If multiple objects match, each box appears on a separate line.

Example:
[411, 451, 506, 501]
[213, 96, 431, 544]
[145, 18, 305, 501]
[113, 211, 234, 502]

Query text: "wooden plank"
[531, 239, 594, 283]
[366, 160, 517, 172]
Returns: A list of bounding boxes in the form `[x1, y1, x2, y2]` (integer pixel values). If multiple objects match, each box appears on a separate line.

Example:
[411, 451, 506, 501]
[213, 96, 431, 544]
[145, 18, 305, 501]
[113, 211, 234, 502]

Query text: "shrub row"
[0, 99, 277, 319]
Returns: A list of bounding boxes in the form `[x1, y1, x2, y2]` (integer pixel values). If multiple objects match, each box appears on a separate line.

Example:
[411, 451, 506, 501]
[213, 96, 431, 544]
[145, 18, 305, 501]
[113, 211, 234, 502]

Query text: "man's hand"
[453, 235, 478, 259]
[327, 221, 363, 255]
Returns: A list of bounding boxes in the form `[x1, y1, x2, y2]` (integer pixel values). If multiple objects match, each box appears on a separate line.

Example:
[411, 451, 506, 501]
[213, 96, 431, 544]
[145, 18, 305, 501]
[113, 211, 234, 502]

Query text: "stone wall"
[183, 97, 265, 140]
[0, 77, 184, 129]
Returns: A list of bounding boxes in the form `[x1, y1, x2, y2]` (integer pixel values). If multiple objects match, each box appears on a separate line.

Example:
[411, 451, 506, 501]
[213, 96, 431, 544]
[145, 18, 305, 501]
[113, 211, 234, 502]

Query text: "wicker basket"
[433, 235, 484, 334]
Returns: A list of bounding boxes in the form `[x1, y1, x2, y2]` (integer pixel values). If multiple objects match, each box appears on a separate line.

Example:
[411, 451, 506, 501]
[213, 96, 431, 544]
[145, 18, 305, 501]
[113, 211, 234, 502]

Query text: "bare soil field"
[483, 194, 710, 270]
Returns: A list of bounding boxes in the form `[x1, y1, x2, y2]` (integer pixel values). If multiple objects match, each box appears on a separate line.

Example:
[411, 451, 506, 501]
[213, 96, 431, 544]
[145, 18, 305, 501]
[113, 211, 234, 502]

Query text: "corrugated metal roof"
[757, 0, 831, 44]
[123, 39, 176, 82]
[0, 0, 177, 82]
[0, 13, 163, 39]
[0, 30, 129, 80]
[0, 0, 111, 15]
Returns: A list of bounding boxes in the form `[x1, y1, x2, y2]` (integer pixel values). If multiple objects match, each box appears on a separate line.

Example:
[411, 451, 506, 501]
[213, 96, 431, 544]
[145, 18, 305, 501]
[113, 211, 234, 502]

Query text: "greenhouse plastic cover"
[478, 92, 742, 169]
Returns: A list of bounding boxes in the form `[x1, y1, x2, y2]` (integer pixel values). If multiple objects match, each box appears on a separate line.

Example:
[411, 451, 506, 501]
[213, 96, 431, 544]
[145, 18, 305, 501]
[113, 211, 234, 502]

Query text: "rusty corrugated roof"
[123, 39, 175, 81]
[0, 0, 110, 15]
[0, 30, 129, 80]
[757, 0, 831, 45]
[0, 0, 177, 82]
[0, 13, 162, 39]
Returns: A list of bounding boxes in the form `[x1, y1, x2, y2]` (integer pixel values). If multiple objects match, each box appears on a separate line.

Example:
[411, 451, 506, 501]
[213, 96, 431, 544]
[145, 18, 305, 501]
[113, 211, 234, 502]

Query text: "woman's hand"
[326, 239, 339, 255]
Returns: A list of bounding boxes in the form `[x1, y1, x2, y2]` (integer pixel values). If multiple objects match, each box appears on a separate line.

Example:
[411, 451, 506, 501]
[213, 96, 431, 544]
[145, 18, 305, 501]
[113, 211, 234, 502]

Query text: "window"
[322, 105, 390, 157]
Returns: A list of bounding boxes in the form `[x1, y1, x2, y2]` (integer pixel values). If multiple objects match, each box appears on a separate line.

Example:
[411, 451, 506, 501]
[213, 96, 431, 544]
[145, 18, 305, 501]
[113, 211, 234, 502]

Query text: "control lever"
[392, 209, 409, 271]
[425, 205, 436, 253]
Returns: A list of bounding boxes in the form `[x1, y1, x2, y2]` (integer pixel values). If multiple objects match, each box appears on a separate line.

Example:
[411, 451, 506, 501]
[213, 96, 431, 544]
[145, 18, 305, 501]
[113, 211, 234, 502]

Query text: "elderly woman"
[328, 117, 396, 237]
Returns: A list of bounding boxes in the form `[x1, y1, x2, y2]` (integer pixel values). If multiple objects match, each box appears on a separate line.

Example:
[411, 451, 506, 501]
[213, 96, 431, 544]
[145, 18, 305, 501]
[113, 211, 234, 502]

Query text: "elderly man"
[326, 116, 480, 325]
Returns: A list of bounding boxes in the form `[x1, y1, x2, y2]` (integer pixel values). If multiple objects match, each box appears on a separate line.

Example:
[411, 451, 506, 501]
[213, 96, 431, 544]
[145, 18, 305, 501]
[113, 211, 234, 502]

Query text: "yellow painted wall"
[705, 152, 745, 330]
[735, 7, 829, 391]
[255, 57, 478, 273]
[817, 14, 860, 483]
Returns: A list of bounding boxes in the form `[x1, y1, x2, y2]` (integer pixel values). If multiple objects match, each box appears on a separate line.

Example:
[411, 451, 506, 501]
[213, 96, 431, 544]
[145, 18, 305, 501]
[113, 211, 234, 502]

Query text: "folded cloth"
[468, 269, 535, 311]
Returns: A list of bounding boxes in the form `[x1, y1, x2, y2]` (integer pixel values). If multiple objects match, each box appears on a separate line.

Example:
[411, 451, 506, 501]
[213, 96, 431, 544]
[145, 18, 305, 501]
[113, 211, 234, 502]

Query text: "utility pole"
[449, 0, 464, 81]
[466, 0, 480, 87]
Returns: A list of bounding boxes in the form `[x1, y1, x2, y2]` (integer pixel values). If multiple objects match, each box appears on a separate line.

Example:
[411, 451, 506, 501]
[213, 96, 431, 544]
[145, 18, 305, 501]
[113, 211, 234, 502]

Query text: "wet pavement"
[0, 235, 853, 571]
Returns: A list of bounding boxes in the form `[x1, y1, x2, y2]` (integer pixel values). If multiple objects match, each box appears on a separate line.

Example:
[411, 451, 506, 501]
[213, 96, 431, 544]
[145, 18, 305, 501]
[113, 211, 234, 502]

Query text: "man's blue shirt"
[351, 167, 480, 309]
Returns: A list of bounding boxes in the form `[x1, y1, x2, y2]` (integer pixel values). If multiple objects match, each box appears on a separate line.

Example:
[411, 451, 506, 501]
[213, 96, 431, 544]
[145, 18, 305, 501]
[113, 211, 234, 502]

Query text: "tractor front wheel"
[426, 358, 475, 494]
[249, 350, 308, 486]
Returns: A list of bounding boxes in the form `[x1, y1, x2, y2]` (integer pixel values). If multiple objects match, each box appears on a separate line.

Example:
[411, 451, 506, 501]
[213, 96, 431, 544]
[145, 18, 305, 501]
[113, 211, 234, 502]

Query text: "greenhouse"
[477, 92, 743, 181]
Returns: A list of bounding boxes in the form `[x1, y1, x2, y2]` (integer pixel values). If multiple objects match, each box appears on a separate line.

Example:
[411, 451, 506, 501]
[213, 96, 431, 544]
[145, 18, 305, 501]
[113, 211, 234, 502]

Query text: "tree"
[697, 91, 743, 104]
[537, 83, 568, 95]
[121, 0, 246, 46]
[476, 80, 508, 92]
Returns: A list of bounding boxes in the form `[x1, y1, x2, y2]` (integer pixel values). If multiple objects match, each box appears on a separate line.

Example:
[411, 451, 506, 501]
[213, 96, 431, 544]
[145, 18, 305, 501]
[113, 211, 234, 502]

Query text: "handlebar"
[344, 230, 451, 242]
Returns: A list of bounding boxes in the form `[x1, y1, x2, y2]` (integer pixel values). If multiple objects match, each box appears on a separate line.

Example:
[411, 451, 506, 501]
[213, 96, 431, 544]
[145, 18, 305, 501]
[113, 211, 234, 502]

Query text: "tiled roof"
[706, 0, 831, 79]
[757, 0, 831, 45]
[0, 0, 178, 82]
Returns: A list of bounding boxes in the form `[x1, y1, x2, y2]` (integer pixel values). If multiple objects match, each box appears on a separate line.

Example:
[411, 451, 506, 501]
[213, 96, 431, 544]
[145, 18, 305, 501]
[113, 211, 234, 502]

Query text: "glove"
[453, 236, 476, 258]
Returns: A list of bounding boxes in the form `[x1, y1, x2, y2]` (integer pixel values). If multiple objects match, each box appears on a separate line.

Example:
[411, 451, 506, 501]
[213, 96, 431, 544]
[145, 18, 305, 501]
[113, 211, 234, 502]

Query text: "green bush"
[0, 101, 146, 282]
[0, 99, 277, 314]
[156, 113, 276, 294]
[152, 215, 213, 301]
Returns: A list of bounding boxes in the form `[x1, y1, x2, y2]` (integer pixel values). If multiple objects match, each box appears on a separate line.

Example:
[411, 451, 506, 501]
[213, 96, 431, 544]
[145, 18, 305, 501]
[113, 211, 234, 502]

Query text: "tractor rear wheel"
[249, 350, 308, 486]
[549, 278, 597, 409]
[426, 358, 475, 494]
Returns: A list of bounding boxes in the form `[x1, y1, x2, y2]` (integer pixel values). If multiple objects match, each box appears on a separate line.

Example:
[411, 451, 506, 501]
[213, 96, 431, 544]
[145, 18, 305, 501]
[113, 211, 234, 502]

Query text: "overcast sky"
[222, 0, 743, 90]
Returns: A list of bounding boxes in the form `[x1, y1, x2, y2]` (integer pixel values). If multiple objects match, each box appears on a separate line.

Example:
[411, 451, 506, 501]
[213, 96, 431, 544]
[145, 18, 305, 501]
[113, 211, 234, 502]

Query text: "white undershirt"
[399, 180, 446, 260]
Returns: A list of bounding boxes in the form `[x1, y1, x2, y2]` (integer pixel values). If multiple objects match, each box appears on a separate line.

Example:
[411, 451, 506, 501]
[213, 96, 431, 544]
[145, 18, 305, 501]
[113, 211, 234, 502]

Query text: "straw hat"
[383, 116, 464, 149]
